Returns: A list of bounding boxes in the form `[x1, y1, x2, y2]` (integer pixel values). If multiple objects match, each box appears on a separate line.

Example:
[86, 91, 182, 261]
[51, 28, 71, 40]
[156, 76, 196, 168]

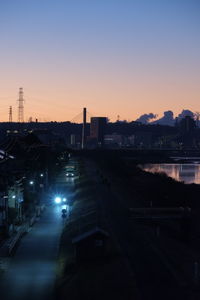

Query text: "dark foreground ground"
[2, 152, 200, 300]
[56, 153, 200, 300]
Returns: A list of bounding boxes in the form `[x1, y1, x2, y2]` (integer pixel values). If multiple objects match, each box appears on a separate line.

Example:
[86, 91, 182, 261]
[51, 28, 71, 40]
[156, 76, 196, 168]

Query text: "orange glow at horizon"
[0, 73, 199, 123]
[0, 1, 199, 122]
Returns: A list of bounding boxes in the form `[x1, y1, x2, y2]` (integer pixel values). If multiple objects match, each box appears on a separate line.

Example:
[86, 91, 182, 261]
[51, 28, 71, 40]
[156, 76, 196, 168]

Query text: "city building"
[8, 179, 24, 226]
[134, 131, 153, 148]
[104, 134, 124, 148]
[70, 134, 81, 148]
[90, 117, 107, 147]
[0, 191, 8, 240]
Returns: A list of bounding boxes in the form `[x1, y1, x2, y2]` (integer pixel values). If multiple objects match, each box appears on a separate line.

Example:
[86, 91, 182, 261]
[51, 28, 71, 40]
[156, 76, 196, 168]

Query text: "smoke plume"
[177, 109, 194, 121]
[152, 110, 174, 126]
[136, 113, 157, 124]
[135, 109, 196, 126]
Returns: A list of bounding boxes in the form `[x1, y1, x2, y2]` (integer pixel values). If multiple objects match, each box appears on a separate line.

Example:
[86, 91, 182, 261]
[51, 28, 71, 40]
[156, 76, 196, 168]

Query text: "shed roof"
[72, 226, 109, 244]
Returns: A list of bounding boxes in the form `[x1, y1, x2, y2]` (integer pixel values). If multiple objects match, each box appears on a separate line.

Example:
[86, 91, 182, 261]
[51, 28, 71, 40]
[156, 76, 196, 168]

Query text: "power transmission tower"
[9, 106, 13, 122]
[18, 87, 25, 123]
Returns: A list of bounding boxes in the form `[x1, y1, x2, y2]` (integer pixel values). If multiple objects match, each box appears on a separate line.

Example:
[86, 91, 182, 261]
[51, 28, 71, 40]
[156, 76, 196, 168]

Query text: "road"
[0, 204, 63, 300]
[0, 161, 76, 300]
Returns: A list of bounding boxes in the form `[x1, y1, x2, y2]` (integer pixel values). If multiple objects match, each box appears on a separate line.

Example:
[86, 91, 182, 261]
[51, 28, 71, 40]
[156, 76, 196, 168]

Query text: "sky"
[0, 0, 199, 122]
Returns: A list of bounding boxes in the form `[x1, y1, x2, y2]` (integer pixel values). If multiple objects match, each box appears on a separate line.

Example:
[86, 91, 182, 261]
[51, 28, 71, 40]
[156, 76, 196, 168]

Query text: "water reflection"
[141, 164, 200, 184]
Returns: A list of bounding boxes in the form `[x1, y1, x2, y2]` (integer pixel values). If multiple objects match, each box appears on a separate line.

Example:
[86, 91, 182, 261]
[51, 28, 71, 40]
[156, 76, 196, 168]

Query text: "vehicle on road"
[54, 196, 67, 204]
[66, 171, 75, 177]
[65, 165, 79, 177]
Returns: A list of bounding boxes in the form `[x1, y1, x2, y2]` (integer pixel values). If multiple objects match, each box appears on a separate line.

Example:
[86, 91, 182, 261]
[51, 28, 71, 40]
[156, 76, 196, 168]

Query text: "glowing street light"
[29, 181, 34, 185]
[55, 197, 61, 204]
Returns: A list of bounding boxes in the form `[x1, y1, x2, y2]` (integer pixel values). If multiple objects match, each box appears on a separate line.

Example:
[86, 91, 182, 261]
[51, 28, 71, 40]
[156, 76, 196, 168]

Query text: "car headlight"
[55, 197, 61, 204]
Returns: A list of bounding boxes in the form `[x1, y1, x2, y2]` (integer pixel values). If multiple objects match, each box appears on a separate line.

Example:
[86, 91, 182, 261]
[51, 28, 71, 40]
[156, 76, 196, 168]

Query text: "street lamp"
[29, 181, 35, 193]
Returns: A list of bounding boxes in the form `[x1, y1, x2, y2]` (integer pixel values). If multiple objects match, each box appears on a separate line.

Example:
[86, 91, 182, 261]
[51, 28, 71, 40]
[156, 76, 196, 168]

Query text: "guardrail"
[29, 215, 36, 226]
[7, 224, 28, 255]
[6, 204, 46, 255]
[0, 258, 9, 273]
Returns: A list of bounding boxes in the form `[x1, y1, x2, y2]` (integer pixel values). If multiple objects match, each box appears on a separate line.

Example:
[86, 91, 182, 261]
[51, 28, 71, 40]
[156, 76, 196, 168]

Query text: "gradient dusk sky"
[0, 0, 199, 122]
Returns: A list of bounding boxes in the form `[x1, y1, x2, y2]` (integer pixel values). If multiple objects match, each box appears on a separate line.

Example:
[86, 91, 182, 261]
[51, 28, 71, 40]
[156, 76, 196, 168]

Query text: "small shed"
[72, 227, 110, 263]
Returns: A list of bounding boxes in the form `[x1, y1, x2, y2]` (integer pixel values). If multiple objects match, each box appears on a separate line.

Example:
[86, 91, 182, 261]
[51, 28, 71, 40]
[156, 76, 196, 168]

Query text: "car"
[66, 172, 74, 177]
[54, 196, 67, 204]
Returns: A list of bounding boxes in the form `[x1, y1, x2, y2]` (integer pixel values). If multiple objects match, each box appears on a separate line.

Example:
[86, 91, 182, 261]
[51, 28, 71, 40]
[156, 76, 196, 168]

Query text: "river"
[141, 163, 200, 184]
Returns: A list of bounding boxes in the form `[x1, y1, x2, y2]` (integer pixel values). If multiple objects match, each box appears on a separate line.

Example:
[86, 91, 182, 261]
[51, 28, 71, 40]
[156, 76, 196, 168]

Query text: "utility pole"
[18, 87, 25, 123]
[9, 106, 12, 123]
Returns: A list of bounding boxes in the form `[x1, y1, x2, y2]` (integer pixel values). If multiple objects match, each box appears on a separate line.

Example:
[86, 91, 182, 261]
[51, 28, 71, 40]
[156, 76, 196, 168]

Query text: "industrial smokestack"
[81, 107, 87, 149]
[18, 87, 25, 123]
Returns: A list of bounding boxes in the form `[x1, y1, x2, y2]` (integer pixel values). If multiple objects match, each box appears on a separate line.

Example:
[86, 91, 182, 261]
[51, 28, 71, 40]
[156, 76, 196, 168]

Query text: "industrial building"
[90, 117, 107, 147]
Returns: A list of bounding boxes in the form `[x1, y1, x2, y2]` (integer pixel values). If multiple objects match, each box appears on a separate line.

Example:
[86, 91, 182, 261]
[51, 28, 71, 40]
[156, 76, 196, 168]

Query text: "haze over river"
[141, 164, 200, 184]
